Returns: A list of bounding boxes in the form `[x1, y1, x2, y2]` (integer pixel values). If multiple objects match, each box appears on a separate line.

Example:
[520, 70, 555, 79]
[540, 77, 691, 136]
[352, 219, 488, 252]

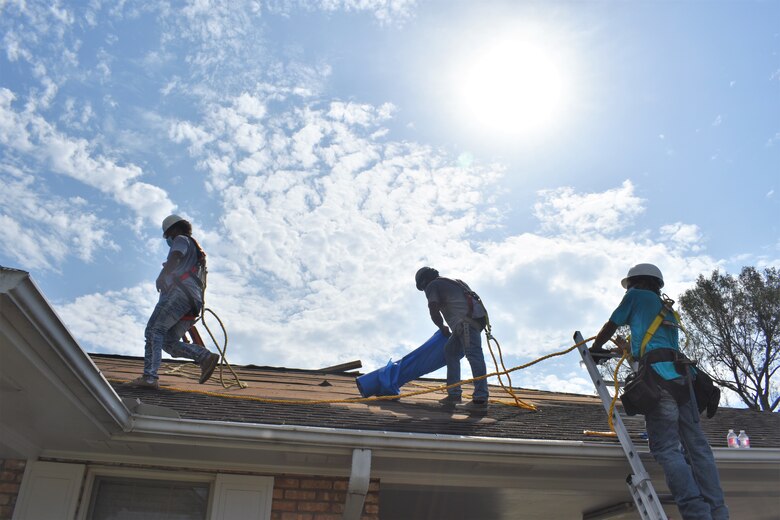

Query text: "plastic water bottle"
[738, 430, 750, 448]
[727, 429, 739, 448]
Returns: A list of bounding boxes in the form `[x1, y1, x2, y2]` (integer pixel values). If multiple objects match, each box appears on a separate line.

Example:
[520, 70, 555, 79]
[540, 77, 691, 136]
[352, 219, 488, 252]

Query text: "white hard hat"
[621, 263, 664, 288]
[162, 214, 185, 235]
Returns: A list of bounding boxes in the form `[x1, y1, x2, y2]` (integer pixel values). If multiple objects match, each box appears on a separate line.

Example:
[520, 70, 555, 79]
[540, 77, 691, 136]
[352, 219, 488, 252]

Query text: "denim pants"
[444, 323, 489, 401]
[646, 388, 728, 520]
[143, 288, 207, 380]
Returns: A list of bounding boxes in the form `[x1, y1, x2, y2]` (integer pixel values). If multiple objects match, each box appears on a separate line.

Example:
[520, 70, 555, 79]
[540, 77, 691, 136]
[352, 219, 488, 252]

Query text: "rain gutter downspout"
[342, 448, 371, 520]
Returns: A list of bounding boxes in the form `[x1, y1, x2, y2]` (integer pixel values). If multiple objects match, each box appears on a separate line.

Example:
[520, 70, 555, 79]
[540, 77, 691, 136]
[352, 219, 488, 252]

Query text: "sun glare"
[453, 35, 568, 141]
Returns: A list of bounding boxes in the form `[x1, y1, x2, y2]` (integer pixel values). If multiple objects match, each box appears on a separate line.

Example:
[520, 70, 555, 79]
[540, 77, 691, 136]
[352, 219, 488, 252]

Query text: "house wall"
[4, 458, 379, 520]
[0, 459, 26, 520]
[271, 475, 380, 520]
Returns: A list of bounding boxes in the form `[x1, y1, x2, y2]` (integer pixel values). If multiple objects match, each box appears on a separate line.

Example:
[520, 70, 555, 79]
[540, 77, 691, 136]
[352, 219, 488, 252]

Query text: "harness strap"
[173, 276, 202, 317]
[639, 295, 680, 358]
[643, 347, 678, 364]
[639, 308, 668, 358]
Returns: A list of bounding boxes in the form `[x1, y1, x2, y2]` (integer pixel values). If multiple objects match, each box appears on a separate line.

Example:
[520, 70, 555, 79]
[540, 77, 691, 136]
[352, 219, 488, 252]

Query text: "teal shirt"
[609, 288, 681, 381]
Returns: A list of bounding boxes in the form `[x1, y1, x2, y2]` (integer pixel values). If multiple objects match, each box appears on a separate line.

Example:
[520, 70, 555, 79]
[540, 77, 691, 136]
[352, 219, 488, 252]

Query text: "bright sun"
[453, 35, 568, 141]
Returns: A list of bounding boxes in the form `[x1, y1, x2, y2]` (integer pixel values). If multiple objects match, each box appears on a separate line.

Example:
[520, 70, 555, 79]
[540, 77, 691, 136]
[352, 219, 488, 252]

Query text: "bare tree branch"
[678, 267, 780, 412]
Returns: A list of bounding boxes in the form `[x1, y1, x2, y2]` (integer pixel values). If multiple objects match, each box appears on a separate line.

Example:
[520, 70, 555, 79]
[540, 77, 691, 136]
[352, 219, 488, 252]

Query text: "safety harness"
[171, 237, 207, 321]
[446, 278, 488, 332]
[631, 294, 720, 418]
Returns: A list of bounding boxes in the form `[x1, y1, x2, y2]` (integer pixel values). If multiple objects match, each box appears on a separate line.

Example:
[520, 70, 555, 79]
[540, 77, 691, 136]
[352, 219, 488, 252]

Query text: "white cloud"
[0, 88, 175, 226]
[527, 372, 594, 395]
[267, 0, 417, 24]
[533, 180, 644, 236]
[57, 284, 157, 355]
[0, 165, 118, 271]
[659, 222, 704, 252]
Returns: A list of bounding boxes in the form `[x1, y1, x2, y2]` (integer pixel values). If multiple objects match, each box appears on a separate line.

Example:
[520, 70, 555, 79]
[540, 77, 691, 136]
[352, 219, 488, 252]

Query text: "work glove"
[588, 346, 613, 365]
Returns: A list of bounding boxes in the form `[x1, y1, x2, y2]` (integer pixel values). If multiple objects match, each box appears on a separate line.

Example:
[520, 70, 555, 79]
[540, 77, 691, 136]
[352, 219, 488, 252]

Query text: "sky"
[1, 0, 778, 400]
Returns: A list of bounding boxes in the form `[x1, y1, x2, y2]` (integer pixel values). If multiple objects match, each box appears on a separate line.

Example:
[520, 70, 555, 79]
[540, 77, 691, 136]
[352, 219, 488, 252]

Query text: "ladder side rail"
[575, 331, 650, 477]
[574, 331, 668, 520]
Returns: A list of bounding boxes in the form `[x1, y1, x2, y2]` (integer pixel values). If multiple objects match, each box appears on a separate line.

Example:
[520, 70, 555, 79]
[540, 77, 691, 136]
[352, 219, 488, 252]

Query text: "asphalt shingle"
[95, 354, 780, 448]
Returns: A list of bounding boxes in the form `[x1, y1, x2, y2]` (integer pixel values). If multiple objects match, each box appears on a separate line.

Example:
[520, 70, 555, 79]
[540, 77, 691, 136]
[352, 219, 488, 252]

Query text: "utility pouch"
[693, 369, 721, 418]
[669, 350, 721, 418]
[620, 360, 660, 416]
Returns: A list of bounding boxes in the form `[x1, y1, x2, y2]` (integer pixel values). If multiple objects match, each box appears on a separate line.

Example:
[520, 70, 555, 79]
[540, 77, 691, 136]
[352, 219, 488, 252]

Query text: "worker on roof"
[589, 263, 728, 520]
[125, 215, 220, 389]
[416, 267, 489, 412]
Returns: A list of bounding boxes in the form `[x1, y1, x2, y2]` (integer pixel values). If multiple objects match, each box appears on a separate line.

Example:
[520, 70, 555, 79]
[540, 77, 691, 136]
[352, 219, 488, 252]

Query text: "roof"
[96, 354, 780, 448]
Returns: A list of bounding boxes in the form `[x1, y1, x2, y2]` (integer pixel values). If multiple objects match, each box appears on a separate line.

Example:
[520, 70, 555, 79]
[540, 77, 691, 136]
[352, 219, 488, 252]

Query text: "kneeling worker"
[126, 215, 220, 389]
[416, 267, 489, 411]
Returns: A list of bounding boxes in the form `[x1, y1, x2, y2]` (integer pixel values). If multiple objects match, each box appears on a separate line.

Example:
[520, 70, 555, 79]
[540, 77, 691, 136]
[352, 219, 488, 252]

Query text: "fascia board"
[123, 415, 780, 465]
[0, 269, 132, 431]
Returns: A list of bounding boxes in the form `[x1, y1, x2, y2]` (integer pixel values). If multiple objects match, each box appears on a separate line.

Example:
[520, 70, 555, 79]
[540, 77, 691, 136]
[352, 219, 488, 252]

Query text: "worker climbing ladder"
[574, 331, 668, 520]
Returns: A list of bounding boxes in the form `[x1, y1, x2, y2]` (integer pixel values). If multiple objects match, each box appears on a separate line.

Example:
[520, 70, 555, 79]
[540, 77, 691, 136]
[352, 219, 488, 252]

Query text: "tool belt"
[620, 355, 662, 416]
[621, 348, 720, 417]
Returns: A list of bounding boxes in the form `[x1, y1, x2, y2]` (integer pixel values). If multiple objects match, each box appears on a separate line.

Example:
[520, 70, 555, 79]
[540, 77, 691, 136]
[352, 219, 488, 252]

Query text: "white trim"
[210, 474, 274, 520]
[123, 415, 780, 463]
[12, 460, 85, 520]
[0, 269, 132, 431]
[75, 465, 216, 520]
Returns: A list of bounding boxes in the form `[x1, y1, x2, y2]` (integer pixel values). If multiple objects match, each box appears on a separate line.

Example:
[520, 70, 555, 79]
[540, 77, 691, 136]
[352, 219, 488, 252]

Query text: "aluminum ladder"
[574, 331, 668, 520]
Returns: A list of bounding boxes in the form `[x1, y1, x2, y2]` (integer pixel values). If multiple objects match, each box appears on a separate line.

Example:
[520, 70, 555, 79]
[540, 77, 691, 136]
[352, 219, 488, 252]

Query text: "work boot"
[123, 376, 159, 390]
[438, 394, 462, 410]
[199, 353, 220, 384]
[456, 399, 488, 414]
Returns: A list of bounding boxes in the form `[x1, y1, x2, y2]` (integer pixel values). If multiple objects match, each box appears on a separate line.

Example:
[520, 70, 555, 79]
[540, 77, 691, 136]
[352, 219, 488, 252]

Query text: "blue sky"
[1, 0, 778, 399]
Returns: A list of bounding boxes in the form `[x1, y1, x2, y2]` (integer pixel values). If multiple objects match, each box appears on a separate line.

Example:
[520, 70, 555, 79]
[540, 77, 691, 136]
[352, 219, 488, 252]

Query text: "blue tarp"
[355, 330, 448, 398]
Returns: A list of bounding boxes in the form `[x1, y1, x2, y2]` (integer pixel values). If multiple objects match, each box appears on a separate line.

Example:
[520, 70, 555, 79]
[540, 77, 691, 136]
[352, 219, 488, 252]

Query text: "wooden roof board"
[91, 354, 780, 447]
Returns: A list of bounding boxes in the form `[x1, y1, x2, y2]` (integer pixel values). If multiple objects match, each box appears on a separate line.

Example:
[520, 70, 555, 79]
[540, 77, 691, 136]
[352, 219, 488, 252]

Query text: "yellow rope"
[199, 307, 247, 389]
[583, 340, 629, 438]
[116, 336, 596, 407]
[607, 350, 629, 433]
[484, 329, 536, 411]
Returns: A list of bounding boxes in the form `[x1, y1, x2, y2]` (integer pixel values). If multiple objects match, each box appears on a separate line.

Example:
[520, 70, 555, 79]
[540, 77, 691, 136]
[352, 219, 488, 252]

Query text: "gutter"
[1, 268, 132, 431]
[122, 415, 780, 463]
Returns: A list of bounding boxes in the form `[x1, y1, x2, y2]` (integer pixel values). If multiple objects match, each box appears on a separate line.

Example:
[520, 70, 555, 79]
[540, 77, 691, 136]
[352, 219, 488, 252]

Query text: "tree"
[678, 266, 780, 412]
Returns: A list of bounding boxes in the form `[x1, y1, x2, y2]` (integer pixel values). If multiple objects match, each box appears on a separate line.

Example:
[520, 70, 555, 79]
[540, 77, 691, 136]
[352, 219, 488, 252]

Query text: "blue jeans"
[444, 323, 489, 401]
[144, 288, 207, 380]
[646, 388, 728, 520]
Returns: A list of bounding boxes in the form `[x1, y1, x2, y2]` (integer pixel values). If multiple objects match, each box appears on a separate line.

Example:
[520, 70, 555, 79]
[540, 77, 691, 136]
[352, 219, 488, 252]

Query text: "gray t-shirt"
[163, 235, 203, 303]
[424, 278, 483, 329]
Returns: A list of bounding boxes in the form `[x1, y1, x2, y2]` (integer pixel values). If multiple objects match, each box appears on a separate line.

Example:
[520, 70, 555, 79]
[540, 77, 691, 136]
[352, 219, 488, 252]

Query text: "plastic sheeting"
[356, 330, 448, 398]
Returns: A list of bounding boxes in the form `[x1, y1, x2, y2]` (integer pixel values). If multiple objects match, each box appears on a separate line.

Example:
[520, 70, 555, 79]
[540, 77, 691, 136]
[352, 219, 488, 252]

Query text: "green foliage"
[678, 267, 780, 412]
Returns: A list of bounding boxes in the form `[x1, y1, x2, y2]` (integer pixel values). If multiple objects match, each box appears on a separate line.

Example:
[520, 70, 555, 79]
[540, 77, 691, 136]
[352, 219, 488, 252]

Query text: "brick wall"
[271, 475, 380, 520]
[0, 459, 26, 520]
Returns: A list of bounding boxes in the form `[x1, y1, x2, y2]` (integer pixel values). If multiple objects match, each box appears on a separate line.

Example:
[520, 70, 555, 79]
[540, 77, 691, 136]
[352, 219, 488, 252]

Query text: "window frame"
[75, 466, 216, 520]
[75, 465, 274, 520]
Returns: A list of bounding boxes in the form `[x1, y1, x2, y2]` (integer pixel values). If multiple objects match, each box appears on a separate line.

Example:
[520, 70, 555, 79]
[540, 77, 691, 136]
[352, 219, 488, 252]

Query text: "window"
[75, 467, 274, 520]
[86, 476, 210, 520]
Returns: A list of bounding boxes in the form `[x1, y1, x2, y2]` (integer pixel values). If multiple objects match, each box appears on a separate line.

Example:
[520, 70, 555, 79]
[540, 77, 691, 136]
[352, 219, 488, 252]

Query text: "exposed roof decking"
[95, 354, 780, 448]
